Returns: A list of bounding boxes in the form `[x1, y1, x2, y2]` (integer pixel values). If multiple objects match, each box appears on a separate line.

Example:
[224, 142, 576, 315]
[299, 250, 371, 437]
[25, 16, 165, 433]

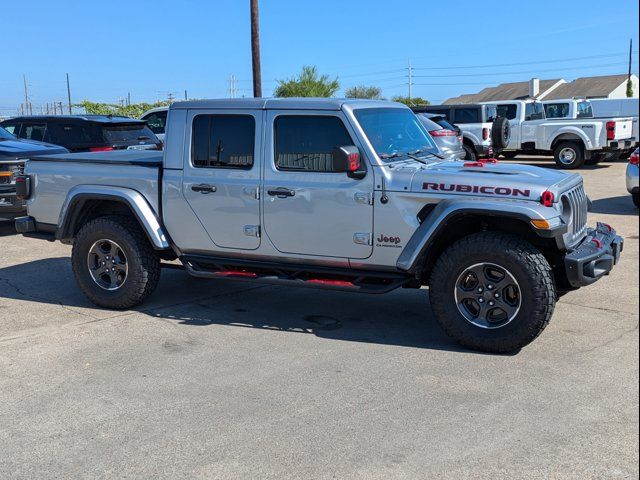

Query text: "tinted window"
[524, 102, 545, 121]
[417, 115, 441, 131]
[143, 111, 167, 134]
[423, 108, 451, 120]
[101, 124, 158, 144]
[453, 108, 479, 124]
[192, 115, 255, 169]
[275, 116, 353, 172]
[577, 101, 593, 118]
[1, 122, 18, 135]
[544, 103, 569, 119]
[51, 123, 99, 145]
[496, 104, 517, 120]
[21, 123, 48, 142]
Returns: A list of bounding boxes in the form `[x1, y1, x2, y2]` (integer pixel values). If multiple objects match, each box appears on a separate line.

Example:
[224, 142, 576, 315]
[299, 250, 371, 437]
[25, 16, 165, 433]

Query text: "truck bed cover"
[27, 150, 163, 167]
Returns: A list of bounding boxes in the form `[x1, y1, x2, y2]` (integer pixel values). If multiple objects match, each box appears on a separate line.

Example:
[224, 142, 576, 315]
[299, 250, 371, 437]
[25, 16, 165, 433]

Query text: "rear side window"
[424, 108, 451, 120]
[142, 111, 167, 134]
[577, 101, 593, 118]
[544, 103, 569, 119]
[524, 102, 545, 121]
[496, 104, 517, 120]
[101, 124, 158, 144]
[453, 108, 479, 124]
[274, 116, 353, 172]
[21, 123, 48, 142]
[191, 115, 255, 169]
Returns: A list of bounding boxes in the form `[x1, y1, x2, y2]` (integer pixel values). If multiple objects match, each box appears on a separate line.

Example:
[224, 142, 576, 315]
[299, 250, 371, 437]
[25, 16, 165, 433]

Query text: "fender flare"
[57, 185, 170, 249]
[547, 127, 592, 151]
[462, 131, 481, 146]
[396, 198, 565, 273]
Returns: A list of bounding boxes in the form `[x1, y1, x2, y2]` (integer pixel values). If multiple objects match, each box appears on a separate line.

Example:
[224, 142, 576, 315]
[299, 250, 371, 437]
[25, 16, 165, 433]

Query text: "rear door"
[182, 110, 262, 250]
[262, 111, 374, 259]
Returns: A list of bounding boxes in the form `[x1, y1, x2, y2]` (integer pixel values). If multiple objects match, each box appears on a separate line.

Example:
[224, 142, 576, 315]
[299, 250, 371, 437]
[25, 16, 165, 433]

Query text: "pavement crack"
[0, 277, 99, 320]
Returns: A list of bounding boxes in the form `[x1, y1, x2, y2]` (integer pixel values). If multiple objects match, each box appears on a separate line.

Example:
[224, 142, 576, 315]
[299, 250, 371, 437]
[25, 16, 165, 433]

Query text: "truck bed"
[24, 150, 162, 227]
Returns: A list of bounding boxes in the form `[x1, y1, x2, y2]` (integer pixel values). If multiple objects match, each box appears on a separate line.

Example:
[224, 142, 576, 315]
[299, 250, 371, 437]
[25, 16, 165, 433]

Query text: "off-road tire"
[501, 151, 518, 159]
[429, 232, 556, 353]
[554, 141, 585, 169]
[462, 144, 477, 161]
[491, 116, 510, 150]
[72, 215, 161, 309]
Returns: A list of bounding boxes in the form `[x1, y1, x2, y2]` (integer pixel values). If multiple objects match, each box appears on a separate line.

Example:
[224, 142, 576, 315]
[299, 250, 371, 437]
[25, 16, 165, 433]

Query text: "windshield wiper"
[378, 152, 402, 160]
[408, 148, 446, 160]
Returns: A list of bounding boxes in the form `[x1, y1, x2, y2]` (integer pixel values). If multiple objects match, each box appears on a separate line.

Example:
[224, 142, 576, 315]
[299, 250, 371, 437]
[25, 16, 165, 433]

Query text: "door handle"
[191, 184, 216, 194]
[267, 188, 295, 198]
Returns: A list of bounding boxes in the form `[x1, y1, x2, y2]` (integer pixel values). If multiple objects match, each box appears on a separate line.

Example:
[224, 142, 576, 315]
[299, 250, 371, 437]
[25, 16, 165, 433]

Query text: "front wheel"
[72, 215, 161, 309]
[429, 232, 556, 353]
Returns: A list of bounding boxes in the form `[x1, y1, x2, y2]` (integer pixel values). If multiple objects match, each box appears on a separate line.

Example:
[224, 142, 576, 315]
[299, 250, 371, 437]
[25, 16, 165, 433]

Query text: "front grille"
[563, 183, 588, 246]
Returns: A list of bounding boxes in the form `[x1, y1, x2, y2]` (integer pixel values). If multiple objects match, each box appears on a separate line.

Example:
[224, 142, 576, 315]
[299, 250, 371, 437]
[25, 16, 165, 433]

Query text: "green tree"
[391, 96, 430, 107]
[76, 100, 173, 118]
[345, 85, 382, 99]
[274, 66, 339, 97]
[626, 79, 634, 97]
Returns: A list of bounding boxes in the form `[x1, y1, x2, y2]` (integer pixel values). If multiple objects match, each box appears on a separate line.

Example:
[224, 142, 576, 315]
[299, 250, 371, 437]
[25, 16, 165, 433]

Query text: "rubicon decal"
[422, 182, 531, 197]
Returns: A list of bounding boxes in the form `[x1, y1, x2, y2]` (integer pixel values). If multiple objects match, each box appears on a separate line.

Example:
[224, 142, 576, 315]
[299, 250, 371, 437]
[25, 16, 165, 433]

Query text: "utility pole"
[167, 92, 175, 102]
[23, 74, 32, 115]
[127, 92, 131, 106]
[66, 73, 72, 114]
[184, 89, 188, 100]
[229, 74, 238, 98]
[58, 102, 63, 115]
[250, 0, 262, 97]
[407, 59, 413, 101]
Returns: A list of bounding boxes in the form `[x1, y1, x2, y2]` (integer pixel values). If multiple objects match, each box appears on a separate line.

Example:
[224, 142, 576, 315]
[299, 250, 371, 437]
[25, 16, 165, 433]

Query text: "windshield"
[353, 108, 438, 160]
[0, 126, 15, 140]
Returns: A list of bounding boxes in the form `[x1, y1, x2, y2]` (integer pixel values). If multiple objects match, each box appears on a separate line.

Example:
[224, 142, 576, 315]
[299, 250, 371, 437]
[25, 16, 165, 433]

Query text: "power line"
[412, 51, 638, 71]
[412, 61, 630, 78]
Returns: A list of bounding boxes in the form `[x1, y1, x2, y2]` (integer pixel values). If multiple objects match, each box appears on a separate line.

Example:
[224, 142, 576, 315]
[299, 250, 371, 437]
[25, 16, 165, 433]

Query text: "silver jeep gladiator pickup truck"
[15, 99, 623, 353]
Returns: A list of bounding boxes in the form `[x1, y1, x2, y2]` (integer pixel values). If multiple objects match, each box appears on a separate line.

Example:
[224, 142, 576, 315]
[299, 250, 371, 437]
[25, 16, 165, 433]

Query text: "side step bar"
[181, 254, 412, 294]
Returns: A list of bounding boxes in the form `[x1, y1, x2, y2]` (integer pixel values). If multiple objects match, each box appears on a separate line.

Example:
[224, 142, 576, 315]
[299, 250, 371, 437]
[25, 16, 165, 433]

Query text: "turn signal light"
[89, 146, 115, 152]
[630, 151, 639, 165]
[531, 219, 551, 229]
[541, 190, 555, 207]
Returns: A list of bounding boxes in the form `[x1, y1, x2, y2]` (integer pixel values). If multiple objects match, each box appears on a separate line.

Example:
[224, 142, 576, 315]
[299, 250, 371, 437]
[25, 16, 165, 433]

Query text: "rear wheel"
[462, 144, 477, 161]
[72, 215, 161, 309]
[429, 232, 556, 353]
[554, 141, 585, 169]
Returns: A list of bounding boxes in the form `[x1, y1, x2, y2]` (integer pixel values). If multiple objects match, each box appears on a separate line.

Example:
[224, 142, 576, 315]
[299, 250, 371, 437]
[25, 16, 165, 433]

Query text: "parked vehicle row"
[481, 99, 634, 169]
[415, 113, 465, 159]
[15, 98, 623, 354]
[0, 115, 162, 153]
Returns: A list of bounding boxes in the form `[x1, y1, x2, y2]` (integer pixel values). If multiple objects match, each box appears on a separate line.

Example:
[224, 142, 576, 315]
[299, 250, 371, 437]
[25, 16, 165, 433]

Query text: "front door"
[182, 110, 261, 250]
[262, 111, 374, 259]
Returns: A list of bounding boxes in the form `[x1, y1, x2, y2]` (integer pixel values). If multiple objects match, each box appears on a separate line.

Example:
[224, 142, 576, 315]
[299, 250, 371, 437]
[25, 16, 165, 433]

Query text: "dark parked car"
[0, 126, 68, 220]
[0, 115, 162, 153]
[416, 112, 465, 159]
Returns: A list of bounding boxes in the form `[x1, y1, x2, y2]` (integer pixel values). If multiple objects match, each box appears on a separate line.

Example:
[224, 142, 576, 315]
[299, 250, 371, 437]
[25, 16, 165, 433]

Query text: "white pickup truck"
[483, 99, 634, 169]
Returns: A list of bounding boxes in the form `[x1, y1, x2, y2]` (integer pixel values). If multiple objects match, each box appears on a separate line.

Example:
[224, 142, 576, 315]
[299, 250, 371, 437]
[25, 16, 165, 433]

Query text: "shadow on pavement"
[0, 257, 491, 354]
[0, 221, 17, 237]
[589, 195, 639, 216]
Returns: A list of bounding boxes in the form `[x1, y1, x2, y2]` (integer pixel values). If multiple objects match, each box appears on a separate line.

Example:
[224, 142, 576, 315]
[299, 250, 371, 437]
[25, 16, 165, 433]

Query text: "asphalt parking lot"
[1, 157, 638, 479]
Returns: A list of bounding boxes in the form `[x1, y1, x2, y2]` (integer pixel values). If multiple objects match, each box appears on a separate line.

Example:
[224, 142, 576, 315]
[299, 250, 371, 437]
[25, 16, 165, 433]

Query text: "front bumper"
[0, 184, 26, 220]
[564, 222, 623, 288]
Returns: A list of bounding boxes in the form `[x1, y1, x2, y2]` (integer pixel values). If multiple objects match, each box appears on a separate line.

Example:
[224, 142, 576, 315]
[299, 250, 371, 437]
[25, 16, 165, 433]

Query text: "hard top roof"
[2, 115, 145, 124]
[170, 98, 405, 111]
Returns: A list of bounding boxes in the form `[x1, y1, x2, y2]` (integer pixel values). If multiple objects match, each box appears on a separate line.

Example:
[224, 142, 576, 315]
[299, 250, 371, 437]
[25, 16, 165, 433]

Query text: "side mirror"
[332, 145, 365, 178]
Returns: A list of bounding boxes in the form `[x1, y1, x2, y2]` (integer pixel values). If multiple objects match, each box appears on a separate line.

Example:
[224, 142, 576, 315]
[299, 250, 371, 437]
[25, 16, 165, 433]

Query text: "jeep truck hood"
[400, 160, 581, 201]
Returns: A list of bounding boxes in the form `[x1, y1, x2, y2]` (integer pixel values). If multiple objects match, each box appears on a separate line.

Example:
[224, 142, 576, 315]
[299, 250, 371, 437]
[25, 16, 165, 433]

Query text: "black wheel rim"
[454, 262, 521, 329]
[87, 239, 128, 291]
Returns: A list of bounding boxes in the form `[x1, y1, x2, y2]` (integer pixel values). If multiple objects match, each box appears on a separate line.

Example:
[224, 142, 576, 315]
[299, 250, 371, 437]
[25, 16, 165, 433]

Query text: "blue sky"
[1, 0, 638, 115]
